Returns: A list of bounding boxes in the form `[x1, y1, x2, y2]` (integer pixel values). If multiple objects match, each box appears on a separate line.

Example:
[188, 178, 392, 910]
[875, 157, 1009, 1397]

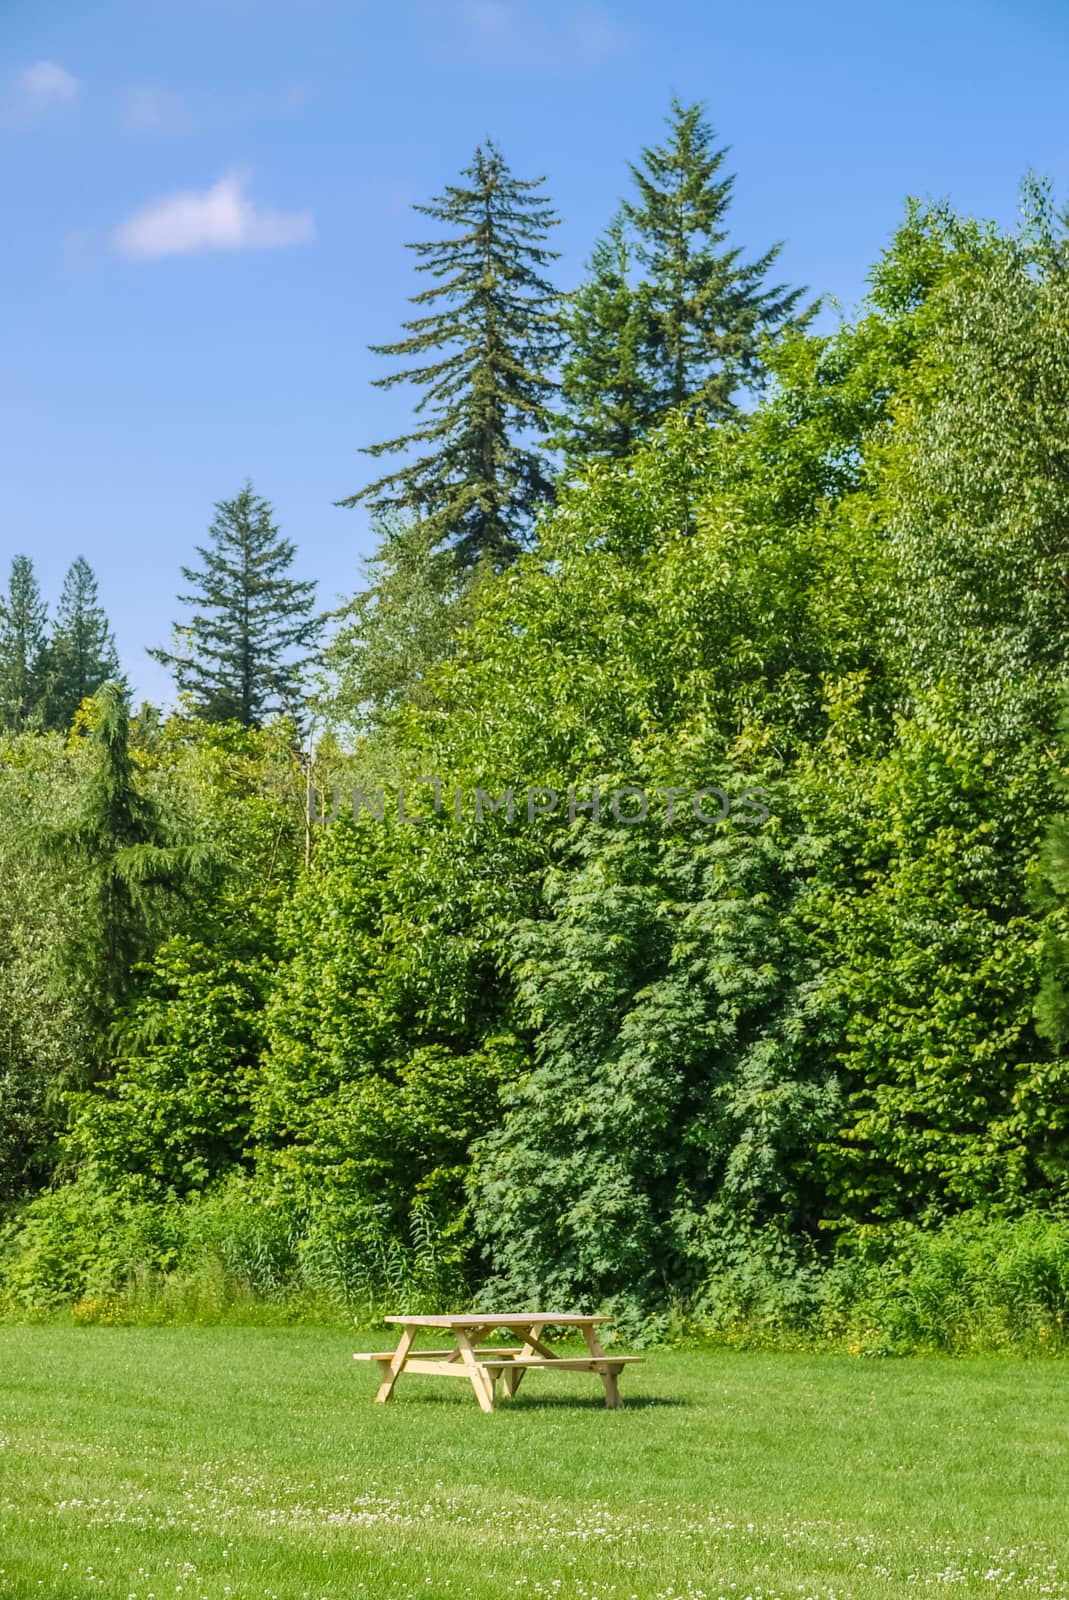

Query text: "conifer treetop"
[340, 139, 563, 569]
[151, 482, 320, 727]
[623, 96, 814, 417]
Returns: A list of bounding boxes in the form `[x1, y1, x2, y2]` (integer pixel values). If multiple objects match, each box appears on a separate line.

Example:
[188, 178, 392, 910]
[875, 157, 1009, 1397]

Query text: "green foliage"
[0, 1178, 187, 1312]
[0, 555, 49, 732]
[46, 556, 123, 731]
[551, 217, 654, 470]
[151, 482, 321, 727]
[624, 98, 813, 419]
[57, 714, 307, 1190]
[6, 1180, 1069, 1363]
[66, 937, 268, 1196]
[320, 515, 474, 759]
[803, 699, 1067, 1225]
[826, 1211, 1069, 1356]
[471, 806, 838, 1321]
[341, 140, 562, 568]
[36, 683, 216, 1084]
[553, 97, 813, 464]
[0, 1173, 466, 1319]
[876, 201, 1069, 726]
[1030, 694, 1069, 1052]
[252, 812, 528, 1263]
[0, 728, 99, 1189]
[9, 185, 1069, 1332]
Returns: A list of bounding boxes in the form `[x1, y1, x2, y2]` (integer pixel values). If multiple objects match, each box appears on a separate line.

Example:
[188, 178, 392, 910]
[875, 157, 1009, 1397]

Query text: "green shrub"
[829, 1212, 1069, 1355]
[0, 1176, 468, 1322]
[5, 1178, 1069, 1357]
[0, 1181, 185, 1312]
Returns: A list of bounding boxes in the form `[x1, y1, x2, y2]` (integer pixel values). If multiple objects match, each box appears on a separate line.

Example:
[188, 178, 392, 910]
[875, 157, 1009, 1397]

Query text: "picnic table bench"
[353, 1313, 644, 1412]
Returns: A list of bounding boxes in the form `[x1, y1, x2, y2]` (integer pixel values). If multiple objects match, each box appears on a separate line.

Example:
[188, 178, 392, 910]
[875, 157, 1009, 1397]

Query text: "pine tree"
[48, 556, 123, 730]
[150, 482, 320, 727]
[340, 139, 563, 569]
[0, 555, 49, 731]
[550, 217, 655, 470]
[626, 98, 814, 420]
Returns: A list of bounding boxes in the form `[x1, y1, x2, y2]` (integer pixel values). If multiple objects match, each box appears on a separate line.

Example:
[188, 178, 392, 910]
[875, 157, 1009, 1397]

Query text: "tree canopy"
[5, 158, 1069, 1335]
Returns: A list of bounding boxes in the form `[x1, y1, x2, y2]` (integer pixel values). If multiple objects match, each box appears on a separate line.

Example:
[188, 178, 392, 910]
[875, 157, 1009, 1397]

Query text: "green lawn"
[0, 1328, 1066, 1599]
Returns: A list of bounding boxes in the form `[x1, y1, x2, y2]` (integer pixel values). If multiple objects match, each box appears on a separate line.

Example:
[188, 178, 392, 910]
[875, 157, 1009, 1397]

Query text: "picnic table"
[353, 1313, 644, 1412]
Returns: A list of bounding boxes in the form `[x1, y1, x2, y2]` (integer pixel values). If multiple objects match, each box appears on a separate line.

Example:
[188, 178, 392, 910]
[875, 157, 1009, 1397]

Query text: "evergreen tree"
[0, 555, 48, 731]
[550, 217, 654, 470]
[47, 556, 122, 730]
[151, 483, 320, 727]
[39, 682, 214, 1083]
[340, 139, 563, 569]
[625, 98, 812, 420]
[556, 98, 813, 458]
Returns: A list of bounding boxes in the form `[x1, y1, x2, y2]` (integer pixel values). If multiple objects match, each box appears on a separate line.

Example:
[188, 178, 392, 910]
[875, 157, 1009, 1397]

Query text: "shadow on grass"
[384, 1391, 686, 1411]
[507, 1394, 685, 1411]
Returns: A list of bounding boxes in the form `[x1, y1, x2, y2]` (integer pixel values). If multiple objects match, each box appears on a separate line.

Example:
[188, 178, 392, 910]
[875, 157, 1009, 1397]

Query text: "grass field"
[1, 1328, 1067, 1599]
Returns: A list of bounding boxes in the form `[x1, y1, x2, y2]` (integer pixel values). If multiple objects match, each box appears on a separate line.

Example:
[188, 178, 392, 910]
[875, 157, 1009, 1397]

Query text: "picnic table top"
[383, 1312, 611, 1328]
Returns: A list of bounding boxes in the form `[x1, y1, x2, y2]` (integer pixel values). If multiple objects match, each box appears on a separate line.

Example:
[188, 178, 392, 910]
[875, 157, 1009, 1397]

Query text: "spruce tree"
[39, 682, 214, 1083]
[550, 217, 654, 470]
[556, 99, 813, 459]
[0, 555, 48, 731]
[340, 139, 563, 569]
[150, 483, 320, 727]
[625, 98, 812, 420]
[48, 556, 123, 730]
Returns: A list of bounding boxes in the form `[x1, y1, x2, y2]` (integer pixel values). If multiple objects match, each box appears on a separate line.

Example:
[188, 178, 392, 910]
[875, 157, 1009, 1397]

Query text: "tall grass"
[4, 1178, 1069, 1352]
[0, 1176, 467, 1325]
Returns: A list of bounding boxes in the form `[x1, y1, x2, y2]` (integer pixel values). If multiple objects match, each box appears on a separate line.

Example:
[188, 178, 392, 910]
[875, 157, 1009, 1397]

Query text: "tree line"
[6, 110, 1069, 1338]
[0, 555, 121, 732]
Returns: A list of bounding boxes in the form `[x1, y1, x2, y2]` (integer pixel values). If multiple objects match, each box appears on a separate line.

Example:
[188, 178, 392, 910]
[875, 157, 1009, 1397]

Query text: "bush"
[0, 1175, 469, 1322]
[5, 1179, 1069, 1357]
[684, 1211, 1069, 1356]
[828, 1211, 1069, 1355]
[0, 1181, 186, 1312]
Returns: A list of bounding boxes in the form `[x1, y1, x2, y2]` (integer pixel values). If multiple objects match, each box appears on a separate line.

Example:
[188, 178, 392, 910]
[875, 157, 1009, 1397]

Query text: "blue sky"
[2, 0, 1068, 704]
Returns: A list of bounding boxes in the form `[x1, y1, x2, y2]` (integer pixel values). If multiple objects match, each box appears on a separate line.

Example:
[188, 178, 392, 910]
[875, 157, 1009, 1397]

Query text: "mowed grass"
[1, 1329, 1067, 1600]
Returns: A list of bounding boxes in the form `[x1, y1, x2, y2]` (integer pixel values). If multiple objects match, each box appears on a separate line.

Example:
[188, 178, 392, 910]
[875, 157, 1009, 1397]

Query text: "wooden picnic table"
[353, 1313, 644, 1413]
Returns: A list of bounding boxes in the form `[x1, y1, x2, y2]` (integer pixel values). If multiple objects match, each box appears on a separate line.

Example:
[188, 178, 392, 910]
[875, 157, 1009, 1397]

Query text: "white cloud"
[20, 60, 80, 106]
[4, 60, 81, 125]
[113, 171, 315, 260]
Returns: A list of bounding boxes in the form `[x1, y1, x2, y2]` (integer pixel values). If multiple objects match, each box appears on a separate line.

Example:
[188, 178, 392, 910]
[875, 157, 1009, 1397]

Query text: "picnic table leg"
[581, 1325, 623, 1409]
[500, 1321, 544, 1400]
[375, 1327, 415, 1404]
[455, 1329, 496, 1414]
